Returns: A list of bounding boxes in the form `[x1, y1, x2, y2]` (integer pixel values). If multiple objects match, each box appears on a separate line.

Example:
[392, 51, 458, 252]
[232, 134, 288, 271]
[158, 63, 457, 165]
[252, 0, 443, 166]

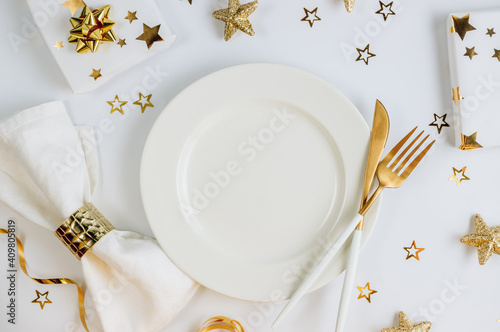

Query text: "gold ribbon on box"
[199, 316, 245, 332]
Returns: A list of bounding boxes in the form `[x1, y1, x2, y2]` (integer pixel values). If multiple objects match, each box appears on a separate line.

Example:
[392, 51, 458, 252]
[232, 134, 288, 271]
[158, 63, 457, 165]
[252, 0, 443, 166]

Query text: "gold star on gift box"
[89, 68, 102, 80]
[32, 290, 52, 310]
[452, 87, 464, 106]
[107, 95, 128, 114]
[357, 282, 377, 303]
[136, 24, 164, 49]
[212, 0, 258, 41]
[301, 8, 321, 28]
[450, 14, 476, 40]
[54, 41, 63, 50]
[133, 93, 154, 113]
[61, 0, 86, 16]
[459, 132, 483, 150]
[117, 38, 126, 47]
[382, 312, 431, 332]
[461, 214, 500, 265]
[464, 46, 478, 60]
[125, 11, 138, 24]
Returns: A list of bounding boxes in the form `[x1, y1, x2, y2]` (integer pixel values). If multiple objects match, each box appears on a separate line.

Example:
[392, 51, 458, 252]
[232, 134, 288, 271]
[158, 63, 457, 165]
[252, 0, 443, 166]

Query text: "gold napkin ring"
[199, 316, 245, 332]
[55, 203, 114, 260]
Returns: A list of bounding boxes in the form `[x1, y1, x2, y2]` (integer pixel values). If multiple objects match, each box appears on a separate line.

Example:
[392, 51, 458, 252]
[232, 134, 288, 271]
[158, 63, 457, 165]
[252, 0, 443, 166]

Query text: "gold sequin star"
[452, 87, 464, 106]
[89, 68, 102, 80]
[450, 14, 476, 40]
[107, 95, 128, 115]
[487, 28, 496, 37]
[357, 282, 377, 303]
[461, 214, 500, 265]
[125, 11, 138, 24]
[404, 241, 425, 260]
[136, 24, 163, 49]
[54, 41, 63, 50]
[464, 46, 478, 60]
[61, 0, 86, 16]
[301, 8, 321, 28]
[429, 113, 450, 134]
[32, 290, 52, 310]
[356, 44, 376, 65]
[117, 38, 126, 47]
[133, 93, 154, 113]
[375, 1, 395, 21]
[459, 132, 483, 150]
[449, 167, 470, 187]
[212, 0, 258, 41]
[382, 312, 431, 332]
[344, 0, 355, 13]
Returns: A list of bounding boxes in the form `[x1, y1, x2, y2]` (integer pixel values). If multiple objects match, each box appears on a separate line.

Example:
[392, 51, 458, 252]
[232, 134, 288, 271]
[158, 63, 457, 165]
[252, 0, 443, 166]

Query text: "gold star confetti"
[133, 93, 154, 113]
[344, 0, 355, 13]
[429, 113, 450, 134]
[464, 47, 478, 60]
[212, 0, 258, 41]
[117, 38, 126, 47]
[188, 0, 193, 4]
[357, 282, 377, 303]
[450, 14, 476, 40]
[54, 41, 63, 50]
[461, 214, 500, 265]
[301, 8, 321, 28]
[487, 28, 496, 37]
[449, 167, 470, 187]
[89, 68, 102, 80]
[32, 290, 52, 310]
[136, 24, 164, 49]
[452, 87, 464, 106]
[61, 0, 86, 16]
[493, 49, 500, 61]
[382, 312, 431, 332]
[107, 95, 128, 115]
[356, 44, 376, 65]
[125, 11, 138, 24]
[459, 132, 483, 150]
[375, 1, 395, 21]
[404, 241, 425, 260]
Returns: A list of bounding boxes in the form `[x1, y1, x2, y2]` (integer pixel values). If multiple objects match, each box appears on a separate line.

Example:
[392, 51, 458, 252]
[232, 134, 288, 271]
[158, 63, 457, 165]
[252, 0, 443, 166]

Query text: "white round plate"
[141, 63, 381, 301]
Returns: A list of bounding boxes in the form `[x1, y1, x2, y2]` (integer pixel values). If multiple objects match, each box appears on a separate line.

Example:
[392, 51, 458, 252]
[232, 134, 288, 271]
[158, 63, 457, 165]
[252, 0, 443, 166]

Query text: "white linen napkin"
[0, 101, 198, 332]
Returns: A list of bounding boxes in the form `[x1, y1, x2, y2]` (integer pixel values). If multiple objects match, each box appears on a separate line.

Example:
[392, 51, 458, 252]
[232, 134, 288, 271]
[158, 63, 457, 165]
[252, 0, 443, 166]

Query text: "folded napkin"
[447, 9, 500, 150]
[0, 101, 198, 332]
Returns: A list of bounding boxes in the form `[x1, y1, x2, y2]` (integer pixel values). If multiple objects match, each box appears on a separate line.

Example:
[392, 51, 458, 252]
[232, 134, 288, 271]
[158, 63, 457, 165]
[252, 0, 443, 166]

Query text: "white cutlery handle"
[272, 213, 363, 329]
[335, 229, 363, 332]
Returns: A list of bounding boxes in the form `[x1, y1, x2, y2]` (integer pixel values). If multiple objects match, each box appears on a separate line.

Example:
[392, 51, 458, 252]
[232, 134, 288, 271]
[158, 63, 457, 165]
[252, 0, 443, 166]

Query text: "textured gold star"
[32, 290, 52, 310]
[487, 28, 496, 37]
[429, 113, 450, 134]
[452, 87, 464, 106]
[107, 95, 128, 115]
[461, 214, 500, 265]
[375, 1, 395, 21]
[450, 14, 476, 40]
[357, 282, 377, 303]
[404, 241, 425, 260]
[459, 132, 483, 150]
[136, 24, 163, 49]
[493, 49, 500, 61]
[356, 44, 376, 65]
[125, 11, 138, 24]
[212, 0, 258, 41]
[54, 41, 63, 50]
[464, 46, 478, 60]
[344, 0, 355, 13]
[133, 93, 154, 113]
[89, 68, 102, 80]
[382, 312, 431, 332]
[301, 8, 321, 28]
[61, 0, 86, 16]
[449, 167, 470, 187]
[117, 38, 126, 47]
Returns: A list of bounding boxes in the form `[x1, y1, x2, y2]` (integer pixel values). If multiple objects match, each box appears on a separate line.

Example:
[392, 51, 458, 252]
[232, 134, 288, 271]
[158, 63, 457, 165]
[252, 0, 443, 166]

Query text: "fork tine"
[401, 140, 436, 178]
[394, 134, 429, 174]
[388, 130, 424, 169]
[384, 126, 418, 161]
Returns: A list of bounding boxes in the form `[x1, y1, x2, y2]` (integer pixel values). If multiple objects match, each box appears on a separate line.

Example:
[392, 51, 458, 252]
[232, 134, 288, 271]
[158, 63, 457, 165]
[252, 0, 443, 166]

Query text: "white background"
[1, 0, 500, 331]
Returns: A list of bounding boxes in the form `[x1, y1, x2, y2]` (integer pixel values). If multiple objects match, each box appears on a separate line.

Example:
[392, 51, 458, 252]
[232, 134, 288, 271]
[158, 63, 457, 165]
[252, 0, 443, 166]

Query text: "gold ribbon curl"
[199, 316, 245, 332]
[0, 229, 88, 332]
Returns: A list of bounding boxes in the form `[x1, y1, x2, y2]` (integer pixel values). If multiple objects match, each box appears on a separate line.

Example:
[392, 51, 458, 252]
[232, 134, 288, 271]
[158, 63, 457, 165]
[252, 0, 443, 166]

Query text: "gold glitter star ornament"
[68, 5, 117, 53]
[382, 312, 431, 332]
[461, 214, 500, 265]
[212, 0, 258, 41]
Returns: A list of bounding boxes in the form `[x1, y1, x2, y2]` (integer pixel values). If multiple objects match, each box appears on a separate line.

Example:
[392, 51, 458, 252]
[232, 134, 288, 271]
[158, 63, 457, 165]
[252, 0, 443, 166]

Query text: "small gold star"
[450, 14, 476, 40]
[459, 132, 483, 150]
[493, 49, 500, 61]
[136, 24, 164, 49]
[32, 290, 52, 310]
[375, 1, 395, 21]
[487, 28, 496, 37]
[107, 95, 128, 115]
[301, 8, 321, 28]
[212, 0, 258, 41]
[125, 11, 138, 24]
[461, 214, 500, 265]
[404, 241, 425, 260]
[89, 68, 102, 81]
[188, 0, 193, 4]
[464, 46, 478, 60]
[54, 41, 63, 50]
[449, 167, 470, 187]
[452, 87, 464, 106]
[133, 93, 154, 113]
[357, 282, 377, 303]
[61, 0, 86, 16]
[429, 113, 450, 134]
[344, 0, 355, 13]
[117, 38, 126, 47]
[382, 312, 431, 332]
[356, 44, 376, 65]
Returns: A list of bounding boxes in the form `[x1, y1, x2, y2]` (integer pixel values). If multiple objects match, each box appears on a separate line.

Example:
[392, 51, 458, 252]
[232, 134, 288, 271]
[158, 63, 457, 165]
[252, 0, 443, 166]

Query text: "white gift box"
[447, 9, 500, 150]
[27, 0, 175, 93]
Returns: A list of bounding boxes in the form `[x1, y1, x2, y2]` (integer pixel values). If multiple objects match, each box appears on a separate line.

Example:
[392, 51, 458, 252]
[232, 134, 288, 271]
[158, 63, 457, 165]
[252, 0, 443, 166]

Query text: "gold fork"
[272, 127, 435, 329]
